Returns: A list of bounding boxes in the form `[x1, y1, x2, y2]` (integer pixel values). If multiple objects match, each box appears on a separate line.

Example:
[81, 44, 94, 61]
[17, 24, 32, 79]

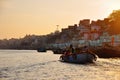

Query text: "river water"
[0, 50, 120, 80]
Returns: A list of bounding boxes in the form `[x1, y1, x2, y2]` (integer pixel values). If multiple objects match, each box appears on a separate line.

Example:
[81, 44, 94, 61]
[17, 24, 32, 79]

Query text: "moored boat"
[52, 49, 65, 54]
[89, 46, 120, 58]
[37, 48, 46, 52]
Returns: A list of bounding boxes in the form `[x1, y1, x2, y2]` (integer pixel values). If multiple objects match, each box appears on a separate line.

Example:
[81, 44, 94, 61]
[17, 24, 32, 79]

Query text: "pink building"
[78, 20, 101, 40]
[90, 22, 101, 40]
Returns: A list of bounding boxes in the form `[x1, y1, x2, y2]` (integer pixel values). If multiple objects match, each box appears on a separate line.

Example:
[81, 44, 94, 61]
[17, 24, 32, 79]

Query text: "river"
[0, 50, 120, 80]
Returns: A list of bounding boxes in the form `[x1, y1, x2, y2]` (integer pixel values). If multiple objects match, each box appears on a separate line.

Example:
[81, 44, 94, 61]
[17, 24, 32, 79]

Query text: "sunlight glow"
[0, 0, 120, 39]
[105, 0, 120, 13]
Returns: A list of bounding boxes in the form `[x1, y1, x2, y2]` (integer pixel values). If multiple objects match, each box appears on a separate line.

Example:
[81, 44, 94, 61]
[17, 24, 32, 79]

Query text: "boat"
[37, 48, 46, 52]
[89, 46, 120, 58]
[52, 48, 65, 54]
[95, 47, 120, 58]
[60, 52, 97, 64]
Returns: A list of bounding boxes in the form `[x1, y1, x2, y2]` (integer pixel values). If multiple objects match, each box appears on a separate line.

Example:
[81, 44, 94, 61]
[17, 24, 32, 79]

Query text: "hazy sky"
[0, 0, 120, 39]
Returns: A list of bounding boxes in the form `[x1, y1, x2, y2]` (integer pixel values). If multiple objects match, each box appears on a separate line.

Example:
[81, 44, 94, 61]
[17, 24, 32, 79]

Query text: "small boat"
[52, 49, 65, 54]
[60, 52, 97, 64]
[37, 48, 46, 52]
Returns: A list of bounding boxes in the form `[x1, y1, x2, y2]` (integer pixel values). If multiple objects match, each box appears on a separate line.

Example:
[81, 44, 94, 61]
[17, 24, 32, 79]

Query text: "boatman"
[68, 44, 74, 54]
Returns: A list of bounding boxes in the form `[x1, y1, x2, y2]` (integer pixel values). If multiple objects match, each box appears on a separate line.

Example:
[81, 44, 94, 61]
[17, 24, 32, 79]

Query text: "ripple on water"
[0, 50, 120, 80]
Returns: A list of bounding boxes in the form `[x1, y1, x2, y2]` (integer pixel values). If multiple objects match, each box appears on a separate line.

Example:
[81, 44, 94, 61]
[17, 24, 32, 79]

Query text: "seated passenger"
[81, 46, 89, 53]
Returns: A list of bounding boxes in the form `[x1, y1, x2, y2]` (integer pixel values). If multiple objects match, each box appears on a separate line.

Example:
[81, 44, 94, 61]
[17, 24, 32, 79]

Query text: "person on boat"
[81, 46, 94, 54]
[59, 48, 70, 60]
[68, 44, 78, 59]
[60, 44, 75, 60]
[74, 47, 81, 54]
[81, 46, 89, 53]
[68, 44, 74, 54]
[62, 44, 74, 56]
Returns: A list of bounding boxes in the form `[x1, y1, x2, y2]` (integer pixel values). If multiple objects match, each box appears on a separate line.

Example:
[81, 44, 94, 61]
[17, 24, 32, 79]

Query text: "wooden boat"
[60, 52, 97, 64]
[89, 47, 120, 58]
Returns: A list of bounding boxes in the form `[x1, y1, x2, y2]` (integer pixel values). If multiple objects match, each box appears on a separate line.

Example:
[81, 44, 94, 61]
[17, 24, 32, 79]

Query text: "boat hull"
[90, 47, 120, 58]
[52, 49, 65, 54]
[60, 53, 97, 64]
[37, 48, 46, 52]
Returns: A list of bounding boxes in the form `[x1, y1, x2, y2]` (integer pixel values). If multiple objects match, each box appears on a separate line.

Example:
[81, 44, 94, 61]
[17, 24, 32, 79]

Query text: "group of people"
[62, 44, 89, 57]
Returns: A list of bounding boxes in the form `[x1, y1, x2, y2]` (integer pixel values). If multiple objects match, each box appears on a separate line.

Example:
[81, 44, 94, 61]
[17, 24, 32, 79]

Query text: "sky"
[0, 0, 120, 39]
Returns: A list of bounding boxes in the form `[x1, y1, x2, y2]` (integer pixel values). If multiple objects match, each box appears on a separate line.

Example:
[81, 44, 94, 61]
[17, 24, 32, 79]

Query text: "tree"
[108, 9, 120, 34]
